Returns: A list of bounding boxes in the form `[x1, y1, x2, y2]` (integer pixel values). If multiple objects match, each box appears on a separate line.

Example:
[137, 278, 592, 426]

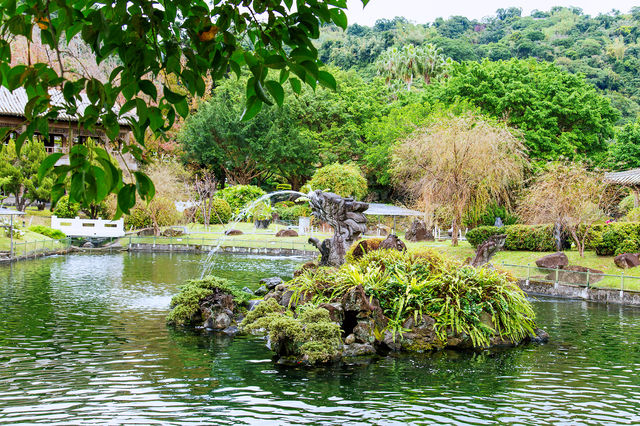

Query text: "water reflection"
[0, 253, 639, 424]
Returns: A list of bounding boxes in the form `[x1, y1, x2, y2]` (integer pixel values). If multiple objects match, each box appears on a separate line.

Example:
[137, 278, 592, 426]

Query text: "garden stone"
[405, 219, 433, 241]
[82, 241, 94, 248]
[344, 334, 356, 345]
[260, 277, 283, 290]
[530, 328, 550, 344]
[222, 326, 239, 335]
[248, 300, 262, 311]
[343, 343, 376, 357]
[242, 286, 254, 295]
[353, 320, 375, 344]
[614, 253, 640, 269]
[294, 261, 317, 277]
[275, 229, 298, 237]
[162, 227, 184, 237]
[379, 234, 407, 251]
[214, 313, 231, 330]
[254, 285, 268, 296]
[318, 303, 344, 323]
[136, 227, 156, 236]
[382, 331, 403, 351]
[225, 229, 243, 236]
[535, 252, 569, 269]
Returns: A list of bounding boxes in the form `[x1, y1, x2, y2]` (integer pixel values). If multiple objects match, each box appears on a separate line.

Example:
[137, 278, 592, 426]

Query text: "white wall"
[51, 216, 125, 238]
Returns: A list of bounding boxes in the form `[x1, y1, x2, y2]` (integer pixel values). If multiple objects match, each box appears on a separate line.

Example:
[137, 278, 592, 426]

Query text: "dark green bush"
[28, 225, 66, 239]
[504, 225, 556, 251]
[466, 226, 504, 248]
[195, 198, 232, 224]
[274, 202, 311, 222]
[53, 196, 80, 218]
[466, 224, 556, 251]
[593, 223, 640, 256]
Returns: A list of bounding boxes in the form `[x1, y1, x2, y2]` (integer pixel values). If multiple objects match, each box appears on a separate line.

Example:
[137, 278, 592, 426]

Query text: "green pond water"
[1, 252, 639, 425]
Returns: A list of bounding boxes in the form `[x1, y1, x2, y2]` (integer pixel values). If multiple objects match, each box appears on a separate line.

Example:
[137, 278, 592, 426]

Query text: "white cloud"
[346, 0, 637, 26]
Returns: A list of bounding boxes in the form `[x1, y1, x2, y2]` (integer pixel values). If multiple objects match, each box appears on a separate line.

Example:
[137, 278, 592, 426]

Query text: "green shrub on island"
[273, 202, 311, 221]
[167, 276, 249, 326]
[216, 185, 266, 212]
[194, 198, 232, 224]
[304, 163, 368, 200]
[53, 196, 80, 218]
[124, 196, 181, 230]
[466, 224, 556, 251]
[240, 299, 342, 364]
[28, 225, 66, 240]
[285, 248, 536, 348]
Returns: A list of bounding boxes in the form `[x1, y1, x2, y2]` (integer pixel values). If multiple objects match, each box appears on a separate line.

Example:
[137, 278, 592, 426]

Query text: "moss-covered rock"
[166, 276, 249, 329]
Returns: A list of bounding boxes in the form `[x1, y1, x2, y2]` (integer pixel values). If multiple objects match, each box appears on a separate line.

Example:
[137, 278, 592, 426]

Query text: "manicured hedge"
[466, 224, 556, 252]
[28, 225, 66, 239]
[589, 222, 640, 256]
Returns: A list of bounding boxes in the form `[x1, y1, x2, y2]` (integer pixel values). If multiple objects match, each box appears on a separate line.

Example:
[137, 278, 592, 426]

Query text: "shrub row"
[28, 225, 66, 240]
[578, 222, 640, 256]
[466, 225, 556, 252]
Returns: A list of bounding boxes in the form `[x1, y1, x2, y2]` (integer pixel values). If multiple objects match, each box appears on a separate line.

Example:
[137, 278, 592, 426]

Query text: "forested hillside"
[317, 7, 640, 122]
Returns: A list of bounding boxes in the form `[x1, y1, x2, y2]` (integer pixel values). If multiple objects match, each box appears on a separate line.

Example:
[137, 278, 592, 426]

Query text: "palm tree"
[376, 43, 452, 91]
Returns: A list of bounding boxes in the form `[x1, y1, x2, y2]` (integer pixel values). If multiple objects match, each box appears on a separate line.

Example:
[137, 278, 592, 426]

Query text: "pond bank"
[127, 241, 316, 257]
[519, 279, 640, 306]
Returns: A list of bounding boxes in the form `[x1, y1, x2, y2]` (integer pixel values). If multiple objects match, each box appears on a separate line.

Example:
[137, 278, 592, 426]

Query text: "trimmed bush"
[466, 224, 556, 251]
[124, 197, 181, 230]
[194, 198, 232, 224]
[53, 196, 80, 218]
[593, 222, 640, 256]
[216, 185, 266, 212]
[305, 162, 368, 200]
[28, 225, 66, 239]
[273, 202, 311, 222]
[466, 226, 504, 248]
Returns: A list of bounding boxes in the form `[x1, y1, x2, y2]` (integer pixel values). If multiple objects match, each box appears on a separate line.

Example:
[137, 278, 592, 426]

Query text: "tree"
[305, 163, 368, 200]
[517, 163, 617, 257]
[391, 112, 527, 246]
[179, 77, 317, 188]
[434, 59, 619, 163]
[1, 0, 367, 214]
[609, 120, 640, 170]
[0, 138, 50, 211]
[376, 44, 451, 90]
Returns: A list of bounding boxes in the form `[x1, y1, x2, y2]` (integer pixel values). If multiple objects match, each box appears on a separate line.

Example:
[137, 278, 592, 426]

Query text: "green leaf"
[163, 85, 186, 104]
[175, 98, 189, 118]
[253, 80, 273, 105]
[38, 153, 64, 181]
[330, 9, 348, 29]
[241, 96, 263, 121]
[134, 171, 155, 201]
[117, 183, 137, 214]
[290, 78, 302, 94]
[317, 70, 337, 91]
[265, 81, 284, 107]
[139, 80, 157, 99]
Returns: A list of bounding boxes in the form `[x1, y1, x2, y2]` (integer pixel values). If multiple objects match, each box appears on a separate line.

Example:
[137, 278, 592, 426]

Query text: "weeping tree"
[392, 112, 527, 246]
[517, 163, 619, 257]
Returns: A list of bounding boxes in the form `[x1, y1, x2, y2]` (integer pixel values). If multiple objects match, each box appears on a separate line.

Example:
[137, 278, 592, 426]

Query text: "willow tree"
[517, 163, 617, 257]
[392, 113, 527, 246]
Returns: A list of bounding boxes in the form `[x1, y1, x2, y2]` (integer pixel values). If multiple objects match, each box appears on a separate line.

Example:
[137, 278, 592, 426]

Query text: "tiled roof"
[604, 168, 640, 185]
[0, 86, 135, 126]
[364, 203, 423, 217]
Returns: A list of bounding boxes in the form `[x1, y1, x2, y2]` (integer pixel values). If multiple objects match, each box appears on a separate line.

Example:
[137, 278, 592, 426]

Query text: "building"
[0, 86, 137, 170]
[604, 168, 640, 208]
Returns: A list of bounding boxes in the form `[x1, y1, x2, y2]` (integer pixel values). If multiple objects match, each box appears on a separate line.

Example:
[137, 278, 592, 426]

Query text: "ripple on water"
[0, 253, 639, 424]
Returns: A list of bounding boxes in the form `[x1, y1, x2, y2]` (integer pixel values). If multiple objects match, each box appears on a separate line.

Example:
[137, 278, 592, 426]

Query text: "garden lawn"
[0, 229, 58, 251]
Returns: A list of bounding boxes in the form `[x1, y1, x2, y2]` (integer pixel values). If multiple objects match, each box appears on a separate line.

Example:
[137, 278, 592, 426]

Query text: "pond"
[0, 253, 639, 424]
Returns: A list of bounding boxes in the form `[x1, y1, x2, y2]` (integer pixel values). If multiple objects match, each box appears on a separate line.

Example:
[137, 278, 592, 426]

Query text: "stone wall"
[128, 243, 316, 257]
[519, 279, 640, 306]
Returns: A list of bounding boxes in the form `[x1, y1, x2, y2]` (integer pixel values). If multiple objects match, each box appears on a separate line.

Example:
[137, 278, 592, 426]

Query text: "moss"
[167, 275, 248, 326]
[240, 301, 342, 364]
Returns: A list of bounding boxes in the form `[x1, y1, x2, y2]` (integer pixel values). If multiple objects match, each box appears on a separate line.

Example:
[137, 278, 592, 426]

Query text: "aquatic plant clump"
[167, 276, 249, 326]
[288, 248, 537, 348]
[240, 299, 342, 364]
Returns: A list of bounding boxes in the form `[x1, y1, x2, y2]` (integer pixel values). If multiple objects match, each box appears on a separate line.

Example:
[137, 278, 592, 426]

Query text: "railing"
[500, 262, 640, 292]
[52, 216, 125, 238]
[125, 235, 317, 252]
[8, 238, 72, 260]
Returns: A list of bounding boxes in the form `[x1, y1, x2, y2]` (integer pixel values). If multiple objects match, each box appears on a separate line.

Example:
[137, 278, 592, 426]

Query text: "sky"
[345, 0, 638, 26]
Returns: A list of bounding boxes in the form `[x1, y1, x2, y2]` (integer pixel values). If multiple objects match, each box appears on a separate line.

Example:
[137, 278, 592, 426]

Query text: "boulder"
[353, 320, 375, 344]
[254, 285, 268, 296]
[318, 302, 344, 323]
[242, 286, 254, 295]
[162, 227, 184, 237]
[293, 261, 317, 277]
[136, 227, 156, 236]
[530, 328, 550, 344]
[260, 277, 283, 290]
[82, 241, 94, 248]
[275, 228, 298, 237]
[405, 219, 434, 242]
[614, 253, 640, 269]
[225, 229, 243, 236]
[342, 343, 376, 357]
[248, 299, 262, 311]
[535, 252, 569, 269]
[379, 234, 407, 252]
[214, 313, 231, 330]
[344, 334, 356, 345]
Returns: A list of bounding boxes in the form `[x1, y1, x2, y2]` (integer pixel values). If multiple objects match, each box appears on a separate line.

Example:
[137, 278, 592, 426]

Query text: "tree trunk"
[570, 227, 584, 258]
[451, 217, 459, 247]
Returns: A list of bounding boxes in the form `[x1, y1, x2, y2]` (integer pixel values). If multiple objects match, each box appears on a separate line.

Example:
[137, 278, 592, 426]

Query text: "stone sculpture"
[307, 190, 368, 266]
[469, 234, 506, 267]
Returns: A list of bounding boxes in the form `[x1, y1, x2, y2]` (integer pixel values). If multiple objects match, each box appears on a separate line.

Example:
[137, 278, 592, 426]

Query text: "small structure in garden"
[605, 168, 640, 208]
[405, 219, 434, 242]
[469, 234, 506, 267]
[307, 190, 369, 267]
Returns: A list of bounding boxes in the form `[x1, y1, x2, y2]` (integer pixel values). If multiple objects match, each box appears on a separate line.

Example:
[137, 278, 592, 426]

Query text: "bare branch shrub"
[391, 112, 527, 246]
